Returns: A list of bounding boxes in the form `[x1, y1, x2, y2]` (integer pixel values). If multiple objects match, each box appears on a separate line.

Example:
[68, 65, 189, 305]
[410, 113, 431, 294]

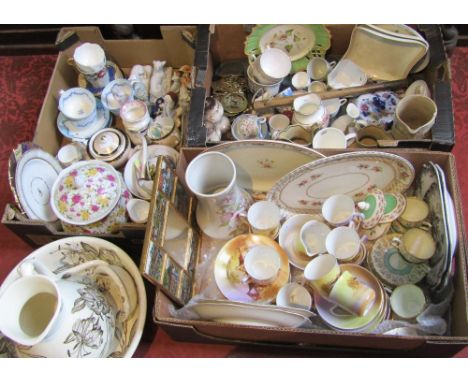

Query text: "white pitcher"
[0, 259, 130, 358]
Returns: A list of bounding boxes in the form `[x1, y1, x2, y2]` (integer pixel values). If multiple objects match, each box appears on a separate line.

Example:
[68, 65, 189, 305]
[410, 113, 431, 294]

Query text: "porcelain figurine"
[150, 60, 166, 102]
[128, 64, 152, 101]
[170, 71, 181, 93]
[204, 97, 231, 142]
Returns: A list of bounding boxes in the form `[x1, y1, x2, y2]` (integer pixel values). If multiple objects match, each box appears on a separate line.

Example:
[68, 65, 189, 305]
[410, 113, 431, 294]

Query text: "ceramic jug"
[185, 151, 252, 240]
[0, 259, 130, 358]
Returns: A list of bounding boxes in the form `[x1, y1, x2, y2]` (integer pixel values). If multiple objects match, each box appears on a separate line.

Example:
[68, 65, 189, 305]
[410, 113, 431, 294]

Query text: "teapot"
[0, 259, 131, 358]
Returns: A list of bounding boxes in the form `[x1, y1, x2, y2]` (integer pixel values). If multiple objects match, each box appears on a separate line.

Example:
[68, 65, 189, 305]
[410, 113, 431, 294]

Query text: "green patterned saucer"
[379, 192, 406, 224]
[357, 188, 385, 229]
[245, 24, 331, 73]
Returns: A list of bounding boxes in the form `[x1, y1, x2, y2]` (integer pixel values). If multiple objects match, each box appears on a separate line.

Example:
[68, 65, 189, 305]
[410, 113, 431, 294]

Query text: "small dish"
[276, 283, 312, 310]
[126, 199, 150, 224]
[379, 192, 407, 224]
[214, 234, 290, 303]
[57, 99, 112, 141]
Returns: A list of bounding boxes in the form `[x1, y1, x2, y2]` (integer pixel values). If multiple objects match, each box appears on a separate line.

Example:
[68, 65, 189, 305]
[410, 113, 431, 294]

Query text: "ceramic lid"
[89, 128, 126, 161]
[51, 160, 122, 225]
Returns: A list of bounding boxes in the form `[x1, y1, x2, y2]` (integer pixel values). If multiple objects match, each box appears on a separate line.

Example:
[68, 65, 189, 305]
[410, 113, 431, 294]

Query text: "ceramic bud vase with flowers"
[185, 152, 252, 240]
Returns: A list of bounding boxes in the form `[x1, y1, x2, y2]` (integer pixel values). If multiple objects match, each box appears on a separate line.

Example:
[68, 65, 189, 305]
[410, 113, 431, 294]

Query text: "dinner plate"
[57, 99, 112, 141]
[314, 264, 386, 332]
[205, 140, 324, 199]
[268, 151, 414, 215]
[123, 144, 179, 200]
[0, 237, 146, 358]
[15, 148, 62, 222]
[343, 26, 427, 81]
[50, 160, 122, 225]
[191, 300, 313, 328]
[214, 234, 290, 303]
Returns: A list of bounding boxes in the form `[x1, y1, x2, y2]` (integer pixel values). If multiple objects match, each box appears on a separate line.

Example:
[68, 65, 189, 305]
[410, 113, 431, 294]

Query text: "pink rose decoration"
[72, 194, 82, 205]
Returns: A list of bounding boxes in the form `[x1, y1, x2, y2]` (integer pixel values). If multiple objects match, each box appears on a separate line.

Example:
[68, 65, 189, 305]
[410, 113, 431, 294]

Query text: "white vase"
[185, 152, 252, 239]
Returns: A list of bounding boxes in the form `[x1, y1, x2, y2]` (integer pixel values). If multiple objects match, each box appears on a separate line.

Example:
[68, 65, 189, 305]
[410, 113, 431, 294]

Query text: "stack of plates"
[313, 264, 389, 333]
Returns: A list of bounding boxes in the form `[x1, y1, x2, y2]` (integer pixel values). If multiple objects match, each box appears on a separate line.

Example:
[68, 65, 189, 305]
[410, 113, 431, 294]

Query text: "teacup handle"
[328, 61, 337, 69]
[256, 116, 269, 139]
[345, 132, 357, 142]
[391, 237, 402, 247]
[419, 221, 433, 231]
[348, 212, 365, 230]
[339, 98, 347, 106]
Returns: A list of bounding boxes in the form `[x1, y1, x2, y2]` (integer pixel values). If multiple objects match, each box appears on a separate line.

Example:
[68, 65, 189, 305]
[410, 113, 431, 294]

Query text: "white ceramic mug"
[312, 127, 356, 149]
[321, 194, 363, 227]
[269, 114, 290, 139]
[247, 201, 281, 238]
[299, 220, 330, 257]
[307, 57, 336, 81]
[244, 245, 281, 285]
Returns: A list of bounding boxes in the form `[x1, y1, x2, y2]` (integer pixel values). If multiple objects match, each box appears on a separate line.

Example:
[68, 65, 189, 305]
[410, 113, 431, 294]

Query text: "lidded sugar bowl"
[88, 128, 132, 169]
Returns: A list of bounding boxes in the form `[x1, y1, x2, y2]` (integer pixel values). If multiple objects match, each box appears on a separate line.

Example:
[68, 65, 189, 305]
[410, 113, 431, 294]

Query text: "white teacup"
[268, 114, 290, 139]
[390, 284, 426, 320]
[252, 48, 291, 84]
[247, 65, 282, 97]
[291, 71, 310, 90]
[308, 81, 327, 93]
[323, 98, 347, 118]
[58, 87, 96, 123]
[244, 245, 281, 285]
[57, 144, 83, 167]
[321, 194, 363, 227]
[327, 59, 367, 90]
[326, 226, 365, 261]
[247, 201, 281, 239]
[307, 57, 336, 81]
[276, 283, 312, 310]
[304, 254, 341, 296]
[312, 127, 356, 149]
[299, 220, 330, 257]
[121, 100, 151, 133]
[73, 43, 106, 75]
[101, 79, 136, 115]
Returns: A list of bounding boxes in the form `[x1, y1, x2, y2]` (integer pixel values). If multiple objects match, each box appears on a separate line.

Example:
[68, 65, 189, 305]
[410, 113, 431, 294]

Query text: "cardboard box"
[186, 24, 455, 151]
[151, 147, 468, 353]
[2, 26, 198, 253]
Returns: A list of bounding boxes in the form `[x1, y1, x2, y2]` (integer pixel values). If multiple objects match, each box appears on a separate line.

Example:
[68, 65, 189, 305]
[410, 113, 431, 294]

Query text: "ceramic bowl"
[355, 91, 399, 129]
[276, 283, 312, 310]
[126, 199, 150, 224]
[58, 87, 97, 123]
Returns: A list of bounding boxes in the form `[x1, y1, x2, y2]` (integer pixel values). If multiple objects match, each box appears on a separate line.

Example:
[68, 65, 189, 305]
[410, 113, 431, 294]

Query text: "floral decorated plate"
[15, 148, 62, 222]
[51, 160, 122, 225]
[190, 299, 313, 328]
[354, 91, 400, 129]
[379, 192, 406, 224]
[214, 234, 290, 303]
[314, 264, 386, 332]
[268, 151, 414, 215]
[205, 140, 324, 200]
[245, 25, 331, 72]
[78, 61, 124, 96]
[57, 99, 112, 141]
[0, 237, 146, 358]
[368, 233, 430, 287]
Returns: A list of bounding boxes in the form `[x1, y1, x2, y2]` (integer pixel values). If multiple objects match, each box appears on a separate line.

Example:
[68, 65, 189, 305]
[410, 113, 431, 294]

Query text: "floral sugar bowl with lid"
[50, 160, 131, 234]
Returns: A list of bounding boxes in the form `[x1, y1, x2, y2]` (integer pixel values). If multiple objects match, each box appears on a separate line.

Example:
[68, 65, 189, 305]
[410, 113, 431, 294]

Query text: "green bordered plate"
[245, 24, 331, 73]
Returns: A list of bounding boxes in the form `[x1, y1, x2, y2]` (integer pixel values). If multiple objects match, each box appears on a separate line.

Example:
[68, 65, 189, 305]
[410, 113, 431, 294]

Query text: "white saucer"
[57, 99, 112, 141]
[0, 237, 146, 358]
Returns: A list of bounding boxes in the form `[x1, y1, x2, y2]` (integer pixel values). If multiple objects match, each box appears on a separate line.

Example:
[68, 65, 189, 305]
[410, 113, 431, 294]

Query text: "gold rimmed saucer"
[338, 242, 367, 266]
[214, 234, 290, 303]
[314, 264, 386, 332]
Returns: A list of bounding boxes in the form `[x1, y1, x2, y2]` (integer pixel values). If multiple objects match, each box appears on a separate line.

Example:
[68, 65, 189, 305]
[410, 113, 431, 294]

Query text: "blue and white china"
[58, 87, 97, 124]
[355, 91, 399, 129]
[101, 79, 136, 115]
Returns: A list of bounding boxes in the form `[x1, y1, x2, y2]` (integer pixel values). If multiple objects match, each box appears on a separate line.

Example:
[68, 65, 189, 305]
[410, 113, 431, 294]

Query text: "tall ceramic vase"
[185, 152, 252, 240]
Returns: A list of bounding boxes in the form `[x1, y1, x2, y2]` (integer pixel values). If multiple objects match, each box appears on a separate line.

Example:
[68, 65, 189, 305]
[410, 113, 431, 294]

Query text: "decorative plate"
[214, 234, 290, 303]
[57, 99, 112, 141]
[78, 61, 124, 96]
[245, 25, 331, 72]
[278, 213, 324, 270]
[359, 222, 391, 241]
[190, 300, 312, 328]
[51, 160, 121, 225]
[15, 148, 62, 222]
[8, 141, 41, 215]
[368, 233, 430, 287]
[354, 91, 400, 129]
[314, 264, 386, 332]
[343, 26, 427, 81]
[379, 192, 406, 224]
[205, 140, 324, 199]
[268, 151, 414, 215]
[0, 237, 146, 358]
[358, 188, 385, 229]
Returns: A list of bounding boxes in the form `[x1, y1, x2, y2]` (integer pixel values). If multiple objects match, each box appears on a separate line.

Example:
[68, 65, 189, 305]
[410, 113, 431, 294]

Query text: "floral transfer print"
[64, 316, 104, 358]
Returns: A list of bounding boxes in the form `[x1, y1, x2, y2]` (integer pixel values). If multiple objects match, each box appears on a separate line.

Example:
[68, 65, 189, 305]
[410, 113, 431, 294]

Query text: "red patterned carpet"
[0, 50, 467, 358]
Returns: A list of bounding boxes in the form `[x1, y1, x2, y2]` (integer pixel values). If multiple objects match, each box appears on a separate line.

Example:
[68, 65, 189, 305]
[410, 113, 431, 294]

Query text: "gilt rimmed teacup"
[321, 194, 363, 227]
[312, 127, 356, 149]
[247, 201, 281, 239]
[390, 284, 426, 320]
[307, 57, 336, 81]
[121, 100, 151, 133]
[244, 245, 281, 286]
[326, 226, 365, 262]
[398, 196, 431, 229]
[58, 87, 97, 124]
[392, 227, 436, 264]
[304, 254, 341, 296]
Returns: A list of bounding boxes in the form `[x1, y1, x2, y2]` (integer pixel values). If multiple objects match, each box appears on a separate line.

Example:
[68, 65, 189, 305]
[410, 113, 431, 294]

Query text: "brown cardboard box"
[151, 147, 468, 352]
[187, 24, 455, 151]
[2, 26, 197, 254]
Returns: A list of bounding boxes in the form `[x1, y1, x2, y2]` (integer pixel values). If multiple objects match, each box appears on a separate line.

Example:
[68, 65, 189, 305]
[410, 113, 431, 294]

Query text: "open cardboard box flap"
[152, 147, 468, 351]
